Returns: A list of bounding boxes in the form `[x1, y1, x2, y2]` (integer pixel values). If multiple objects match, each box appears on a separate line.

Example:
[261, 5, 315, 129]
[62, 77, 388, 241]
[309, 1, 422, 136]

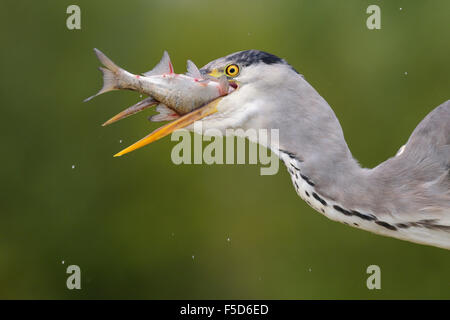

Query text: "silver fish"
[85, 49, 230, 125]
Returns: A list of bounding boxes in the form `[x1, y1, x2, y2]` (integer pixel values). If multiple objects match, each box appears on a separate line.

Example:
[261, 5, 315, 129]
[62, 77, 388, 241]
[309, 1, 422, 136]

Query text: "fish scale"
[85, 48, 231, 124]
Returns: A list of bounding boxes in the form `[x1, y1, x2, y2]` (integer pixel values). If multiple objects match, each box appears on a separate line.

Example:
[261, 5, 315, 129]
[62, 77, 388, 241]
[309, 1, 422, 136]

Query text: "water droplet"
[308, 268, 312, 272]
[399, 7, 402, 11]
[227, 237, 231, 242]
[71, 165, 75, 169]
[404, 71, 408, 75]
[119, 139, 123, 144]
[192, 255, 195, 260]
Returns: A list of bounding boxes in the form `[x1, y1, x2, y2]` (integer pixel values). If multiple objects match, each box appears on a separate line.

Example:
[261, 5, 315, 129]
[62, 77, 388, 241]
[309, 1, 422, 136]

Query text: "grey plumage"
[197, 50, 450, 249]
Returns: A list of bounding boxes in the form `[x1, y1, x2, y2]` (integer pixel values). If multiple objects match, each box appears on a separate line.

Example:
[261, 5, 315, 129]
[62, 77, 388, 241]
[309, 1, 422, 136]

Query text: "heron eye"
[225, 64, 239, 77]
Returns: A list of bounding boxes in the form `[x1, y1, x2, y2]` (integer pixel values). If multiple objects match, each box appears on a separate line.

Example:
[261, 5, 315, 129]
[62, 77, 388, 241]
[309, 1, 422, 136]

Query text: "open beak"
[111, 68, 238, 157]
[113, 97, 222, 157]
[102, 97, 158, 126]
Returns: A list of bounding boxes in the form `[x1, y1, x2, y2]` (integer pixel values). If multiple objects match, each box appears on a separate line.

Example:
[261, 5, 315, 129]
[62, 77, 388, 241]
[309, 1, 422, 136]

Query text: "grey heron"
[111, 50, 450, 250]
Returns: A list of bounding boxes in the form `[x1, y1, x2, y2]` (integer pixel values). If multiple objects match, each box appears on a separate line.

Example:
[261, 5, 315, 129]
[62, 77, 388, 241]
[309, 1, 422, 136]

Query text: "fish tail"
[84, 48, 126, 102]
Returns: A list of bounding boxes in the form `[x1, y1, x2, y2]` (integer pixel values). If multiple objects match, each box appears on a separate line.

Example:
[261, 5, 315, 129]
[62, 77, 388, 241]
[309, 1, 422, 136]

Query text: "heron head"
[193, 50, 298, 133]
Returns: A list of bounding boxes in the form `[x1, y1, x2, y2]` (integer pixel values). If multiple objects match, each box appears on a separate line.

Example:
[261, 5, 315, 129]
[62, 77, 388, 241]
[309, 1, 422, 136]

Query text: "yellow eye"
[225, 64, 239, 77]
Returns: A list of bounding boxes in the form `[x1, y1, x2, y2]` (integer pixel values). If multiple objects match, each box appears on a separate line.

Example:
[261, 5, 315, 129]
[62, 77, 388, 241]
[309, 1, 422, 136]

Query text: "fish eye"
[225, 64, 240, 77]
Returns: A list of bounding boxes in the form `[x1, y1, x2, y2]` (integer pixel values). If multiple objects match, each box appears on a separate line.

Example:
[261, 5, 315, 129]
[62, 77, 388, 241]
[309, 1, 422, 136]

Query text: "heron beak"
[208, 68, 222, 78]
[102, 97, 158, 126]
[113, 97, 222, 157]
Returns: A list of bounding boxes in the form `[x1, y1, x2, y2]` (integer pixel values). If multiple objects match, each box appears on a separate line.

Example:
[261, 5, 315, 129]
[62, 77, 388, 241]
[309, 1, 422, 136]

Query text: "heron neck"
[268, 78, 375, 211]
[278, 145, 372, 211]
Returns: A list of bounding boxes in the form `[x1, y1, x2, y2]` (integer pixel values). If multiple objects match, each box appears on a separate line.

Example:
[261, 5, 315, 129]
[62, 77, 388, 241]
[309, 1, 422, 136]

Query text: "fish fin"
[185, 60, 202, 79]
[155, 103, 179, 116]
[102, 97, 158, 126]
[149, 104, 180, 122]
[84, 67, 120, 102]
[84, 48, 124, 102]
[217, 75, 229, 95]
[94, 48, 120, 73]
[143, 51, 174, 76]
[150, 114, 180, 122]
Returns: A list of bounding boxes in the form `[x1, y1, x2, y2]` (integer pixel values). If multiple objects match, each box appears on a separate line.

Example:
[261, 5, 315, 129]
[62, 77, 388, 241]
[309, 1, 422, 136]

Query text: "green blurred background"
[0, 0, 449, 299]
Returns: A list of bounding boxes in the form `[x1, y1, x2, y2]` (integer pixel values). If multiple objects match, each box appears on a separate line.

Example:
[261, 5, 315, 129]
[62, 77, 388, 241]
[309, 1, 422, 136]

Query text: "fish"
[85, 48, 231, 126]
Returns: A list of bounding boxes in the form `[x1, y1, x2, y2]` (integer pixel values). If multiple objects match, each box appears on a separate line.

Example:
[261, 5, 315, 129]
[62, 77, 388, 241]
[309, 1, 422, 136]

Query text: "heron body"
[108, 50, 450, 250]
